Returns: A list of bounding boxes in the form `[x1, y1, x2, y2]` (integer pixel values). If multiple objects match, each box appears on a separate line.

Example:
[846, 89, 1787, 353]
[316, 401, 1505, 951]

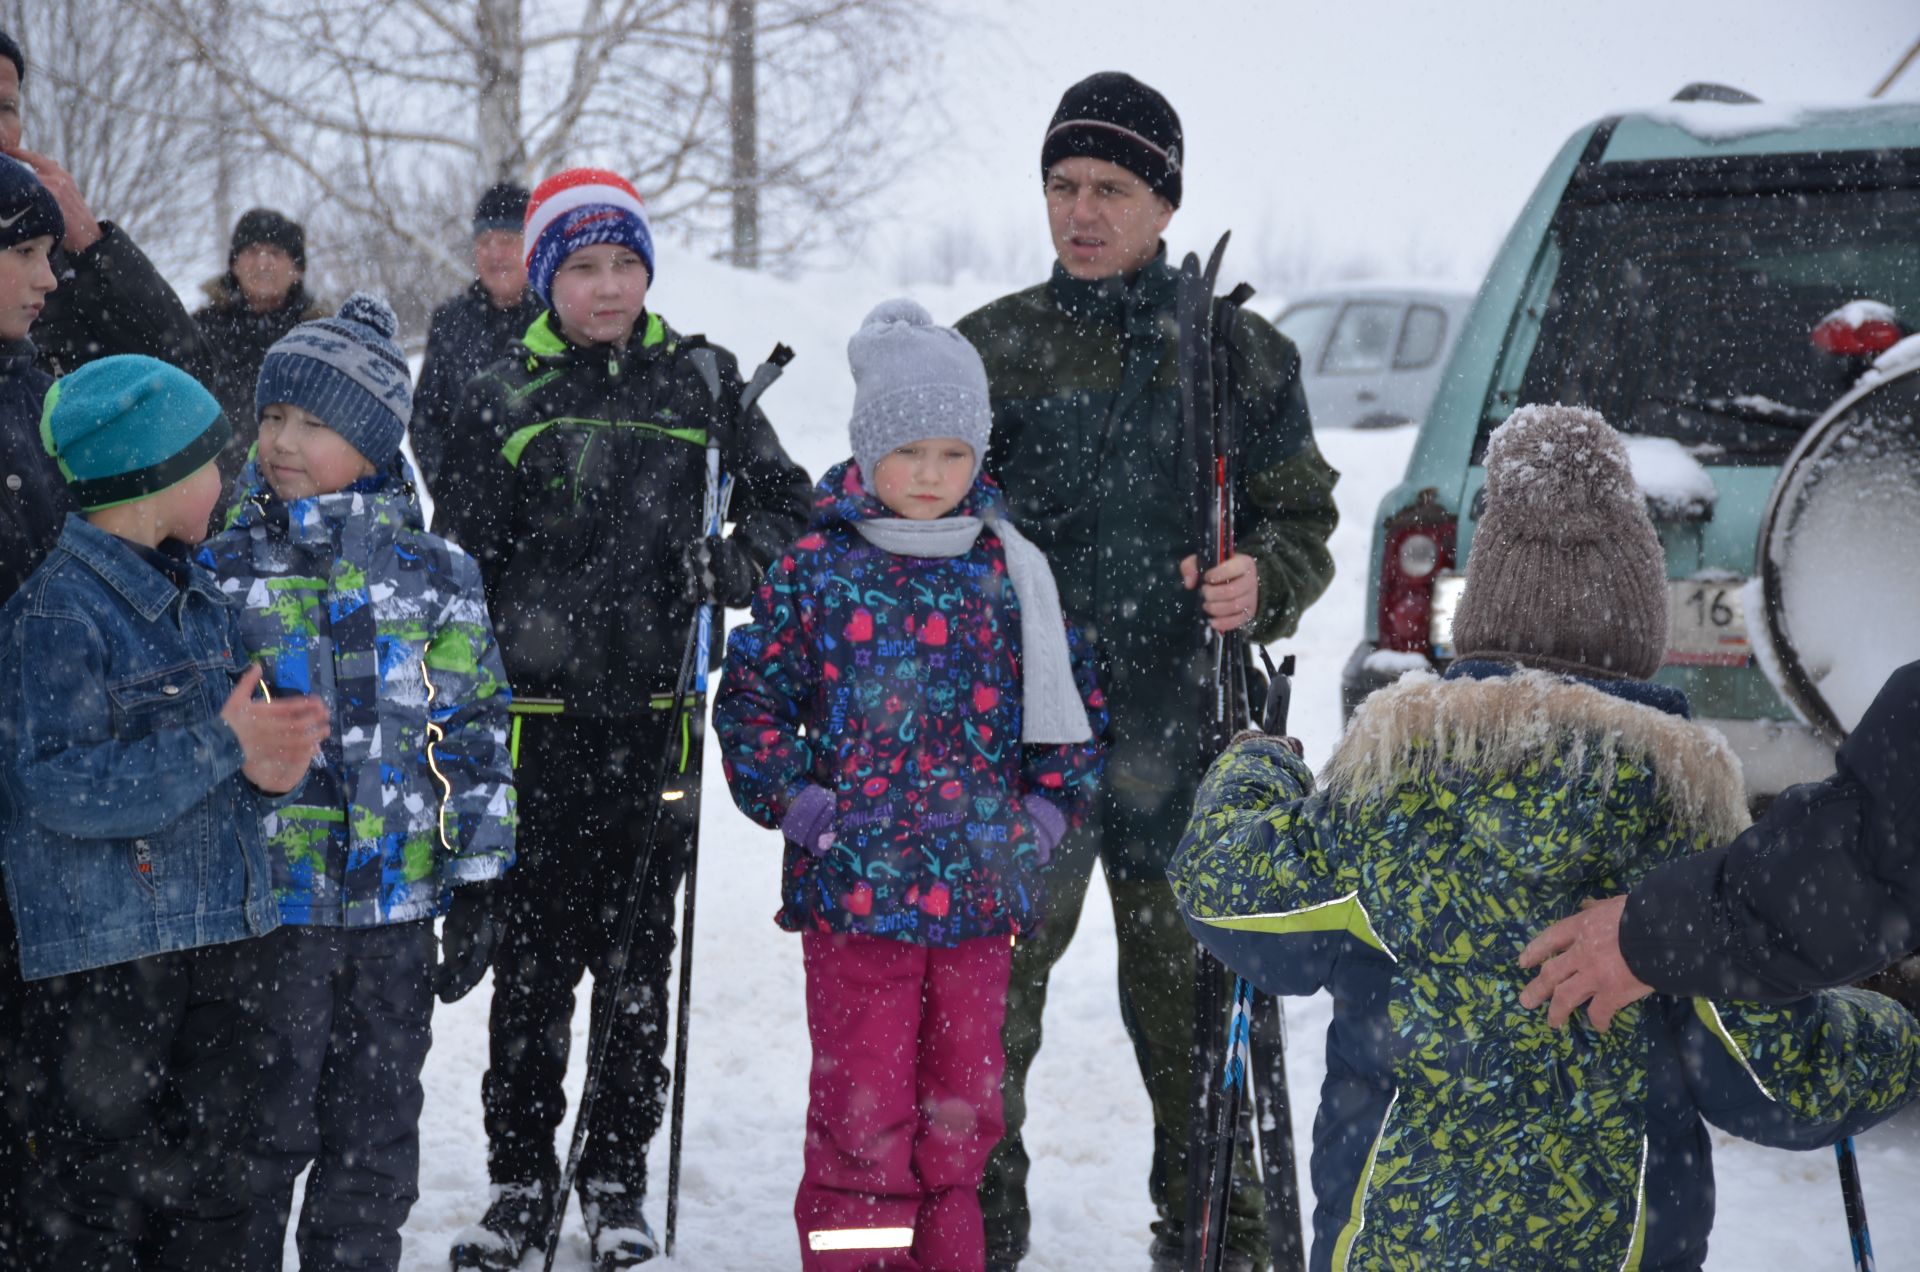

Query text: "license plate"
[1666, 579, 1750, 667]
[1427, 575, 1749, 667]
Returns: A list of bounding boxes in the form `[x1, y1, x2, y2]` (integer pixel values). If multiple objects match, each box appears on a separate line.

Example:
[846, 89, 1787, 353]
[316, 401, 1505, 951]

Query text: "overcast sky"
[879, 0, 1920, 289]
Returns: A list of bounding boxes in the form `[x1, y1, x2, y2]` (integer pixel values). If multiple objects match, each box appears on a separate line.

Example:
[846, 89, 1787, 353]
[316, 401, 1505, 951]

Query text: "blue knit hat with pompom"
[254, 292, 412, 467]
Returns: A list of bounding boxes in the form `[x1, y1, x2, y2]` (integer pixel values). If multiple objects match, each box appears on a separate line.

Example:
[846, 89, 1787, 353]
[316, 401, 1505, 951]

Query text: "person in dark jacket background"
[0, 28, 211, 384]
[193, 207, 329, 491]
[410, 182, 544, 496]
[1522, 658, 1920, 1025]
[0, 136, 66, 1269]
[436, 167, 812, 1272]
[954, 73, 1340, 1271]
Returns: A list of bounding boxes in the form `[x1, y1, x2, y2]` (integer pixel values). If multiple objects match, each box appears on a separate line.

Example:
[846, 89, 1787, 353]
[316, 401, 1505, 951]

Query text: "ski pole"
[663, 460, 738, 1258]
[662, 343, 788, 1258]
[1836, 1137, 1875, 1272]
[539, 442, 728, 1272]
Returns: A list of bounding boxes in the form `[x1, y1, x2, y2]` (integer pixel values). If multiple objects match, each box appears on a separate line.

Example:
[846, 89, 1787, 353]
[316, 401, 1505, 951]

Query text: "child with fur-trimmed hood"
[1170, 405, 1920, 1271]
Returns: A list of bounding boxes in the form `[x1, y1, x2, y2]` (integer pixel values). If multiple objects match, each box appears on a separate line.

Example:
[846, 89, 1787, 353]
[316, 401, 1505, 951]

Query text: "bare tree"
[0, 1, 227, 274]
[131, 0, 939, 313]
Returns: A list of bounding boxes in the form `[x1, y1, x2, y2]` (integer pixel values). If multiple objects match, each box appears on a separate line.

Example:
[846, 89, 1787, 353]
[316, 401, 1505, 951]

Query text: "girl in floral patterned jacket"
[716, 300, 1105, 1272]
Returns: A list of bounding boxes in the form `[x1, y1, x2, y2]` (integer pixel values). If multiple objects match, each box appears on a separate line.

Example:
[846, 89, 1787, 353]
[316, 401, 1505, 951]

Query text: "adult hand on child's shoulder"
[221, 664, 329, 794]
[1518, 895, 1653, 1032]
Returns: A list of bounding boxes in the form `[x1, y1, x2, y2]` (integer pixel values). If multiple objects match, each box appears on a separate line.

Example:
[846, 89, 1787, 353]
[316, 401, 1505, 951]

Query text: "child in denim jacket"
[0, 353, 329, 1269]
[716, 300, 1106, 1271]
[198, 294, 516, 1271]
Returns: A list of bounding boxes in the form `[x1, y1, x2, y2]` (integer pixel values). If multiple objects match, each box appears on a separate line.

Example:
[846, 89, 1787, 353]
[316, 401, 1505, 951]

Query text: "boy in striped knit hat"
[436, 168, 810, 1271]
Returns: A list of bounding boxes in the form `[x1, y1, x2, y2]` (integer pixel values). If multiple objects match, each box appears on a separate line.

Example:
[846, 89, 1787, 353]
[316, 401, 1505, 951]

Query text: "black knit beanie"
[472, 182, 530, 236]
[0, 156, 62, 249]
[229, 207, 306, 273]
[0, 31, 23, 85]
[1041, 72, 1183, 208]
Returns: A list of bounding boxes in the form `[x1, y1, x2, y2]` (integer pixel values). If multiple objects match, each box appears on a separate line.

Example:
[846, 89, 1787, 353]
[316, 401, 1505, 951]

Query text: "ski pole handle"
[1258, 650, 1296, 736]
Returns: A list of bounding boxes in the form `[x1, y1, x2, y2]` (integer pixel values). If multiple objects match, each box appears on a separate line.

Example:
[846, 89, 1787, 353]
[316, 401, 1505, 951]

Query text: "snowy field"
[370, 255, 1920, 1269]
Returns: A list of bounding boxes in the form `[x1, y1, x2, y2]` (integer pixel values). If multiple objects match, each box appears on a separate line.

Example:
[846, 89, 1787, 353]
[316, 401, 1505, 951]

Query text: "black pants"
[482, 710, 699, 1200]
[20, 939, 274, 1272]
[240, 922, 436, 1272]
[0, 899, 32, 1265]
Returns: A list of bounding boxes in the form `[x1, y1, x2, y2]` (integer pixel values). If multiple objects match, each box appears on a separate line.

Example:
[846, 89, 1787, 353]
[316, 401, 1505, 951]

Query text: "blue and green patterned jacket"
[1170, 662, 1920, 1271]
[200, 460, 516, 926]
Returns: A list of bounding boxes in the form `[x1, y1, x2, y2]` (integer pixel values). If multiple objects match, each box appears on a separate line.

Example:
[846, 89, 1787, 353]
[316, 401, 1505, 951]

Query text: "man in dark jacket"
[1521, 660, 1920, 1026]
[410, 182, 544, 495]
[0, 129, 67, 1269]
[0, 28, 211, 384]
[955, 73, 1339, 1272]
[435, 168, 811, 1271]
[192, 208, 328, 490]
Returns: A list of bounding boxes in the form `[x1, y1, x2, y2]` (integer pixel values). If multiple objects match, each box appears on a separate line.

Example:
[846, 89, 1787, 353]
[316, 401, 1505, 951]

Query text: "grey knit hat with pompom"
[254, 292, 413, 468]
[847, 298, 991, 484]
[1450, 404, 1667, 681]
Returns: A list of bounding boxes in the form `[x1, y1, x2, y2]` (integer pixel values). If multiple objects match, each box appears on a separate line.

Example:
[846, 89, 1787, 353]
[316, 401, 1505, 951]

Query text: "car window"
[1394, 304, 1448, 370]
[1275, 302, 1336, 361]
[1509, 180, 1920, 464]
[1321, 302, 1400, 375]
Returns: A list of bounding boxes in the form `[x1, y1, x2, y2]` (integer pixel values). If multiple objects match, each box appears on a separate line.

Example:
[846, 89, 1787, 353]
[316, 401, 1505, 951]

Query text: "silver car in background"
[1275, 283, 1474, 430]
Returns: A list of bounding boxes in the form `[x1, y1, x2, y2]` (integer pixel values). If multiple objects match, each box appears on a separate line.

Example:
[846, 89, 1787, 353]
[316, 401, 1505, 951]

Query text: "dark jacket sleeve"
[430, 368, 515, 590]
[409, 302, 460, 491]
[34, 224, 212, 384]
[1231, 316, 1340, 643]
[710, 349, 811, 573]
[1621, 660, 1920, 1001]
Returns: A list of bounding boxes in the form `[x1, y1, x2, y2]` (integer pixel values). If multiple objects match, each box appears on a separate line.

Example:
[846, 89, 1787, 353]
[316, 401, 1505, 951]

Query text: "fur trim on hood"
[1323, 669, 1750, 846]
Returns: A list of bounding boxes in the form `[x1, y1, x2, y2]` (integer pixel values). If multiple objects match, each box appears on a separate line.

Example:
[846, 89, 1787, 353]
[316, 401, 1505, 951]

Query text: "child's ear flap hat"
[254, 292, 413, 470]
[41, 354, 229, 511]
[1450, 403, 1668, 681]
[846, 298, 991, 484]
[522, 168, 654, 307]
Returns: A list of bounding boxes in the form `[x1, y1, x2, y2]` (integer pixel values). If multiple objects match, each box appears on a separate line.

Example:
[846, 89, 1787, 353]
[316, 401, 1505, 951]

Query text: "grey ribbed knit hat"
[847, 298, 990, 484]
[254, 292, 412, 468]
[1450, 404, 1667, 681]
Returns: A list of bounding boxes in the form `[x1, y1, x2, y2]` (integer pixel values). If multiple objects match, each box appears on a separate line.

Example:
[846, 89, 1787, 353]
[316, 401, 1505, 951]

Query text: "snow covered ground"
[371, 255, 1920, 1269]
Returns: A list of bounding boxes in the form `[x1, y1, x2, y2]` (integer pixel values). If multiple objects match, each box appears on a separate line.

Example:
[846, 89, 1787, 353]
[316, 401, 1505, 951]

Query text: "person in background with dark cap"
[193, 207, 330, 493]
[0, 27, 213, 385]
[954, 71, 1340, 1272]
[410, 181, 544, 495]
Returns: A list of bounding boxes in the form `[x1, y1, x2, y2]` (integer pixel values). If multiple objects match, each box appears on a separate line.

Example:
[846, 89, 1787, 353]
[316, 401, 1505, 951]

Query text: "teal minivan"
[1341, 96, 1920, 803]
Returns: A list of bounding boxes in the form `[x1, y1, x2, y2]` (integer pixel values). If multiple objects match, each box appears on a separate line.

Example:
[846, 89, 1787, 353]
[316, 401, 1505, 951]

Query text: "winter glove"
[1022, 795, 1068, 866]
[434, 880, 504, 1004]
[781, 784, 837, 856]
[680, 534, 762, 608]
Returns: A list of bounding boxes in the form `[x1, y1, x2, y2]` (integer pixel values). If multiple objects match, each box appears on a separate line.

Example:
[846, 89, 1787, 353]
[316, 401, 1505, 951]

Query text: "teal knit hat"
[41, 355, 230, 511]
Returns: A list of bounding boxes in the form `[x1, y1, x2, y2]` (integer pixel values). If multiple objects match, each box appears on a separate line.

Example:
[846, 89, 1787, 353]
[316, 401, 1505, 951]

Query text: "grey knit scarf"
[854, 514, 1093, 744]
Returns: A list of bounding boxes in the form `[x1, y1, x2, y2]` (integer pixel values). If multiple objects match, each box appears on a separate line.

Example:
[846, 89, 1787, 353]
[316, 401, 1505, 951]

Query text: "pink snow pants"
[797, 930, 1012, 1272]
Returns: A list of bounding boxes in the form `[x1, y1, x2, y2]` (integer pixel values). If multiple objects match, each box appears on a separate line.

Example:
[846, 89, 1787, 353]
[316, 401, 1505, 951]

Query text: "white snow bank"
[1623, 434, 1716, 520]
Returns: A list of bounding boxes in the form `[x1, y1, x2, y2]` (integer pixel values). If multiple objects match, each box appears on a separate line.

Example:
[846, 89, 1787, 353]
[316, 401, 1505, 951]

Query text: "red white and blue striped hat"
[522, 168, 655, 305]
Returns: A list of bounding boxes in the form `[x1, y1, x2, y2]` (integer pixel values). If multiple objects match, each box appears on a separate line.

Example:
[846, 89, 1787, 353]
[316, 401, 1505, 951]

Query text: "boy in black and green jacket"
[435, 167, 810, 1271]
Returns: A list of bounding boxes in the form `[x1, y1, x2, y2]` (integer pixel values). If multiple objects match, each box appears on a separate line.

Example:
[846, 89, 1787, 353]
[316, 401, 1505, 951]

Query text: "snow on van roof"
[1605, 99, 1920, 160]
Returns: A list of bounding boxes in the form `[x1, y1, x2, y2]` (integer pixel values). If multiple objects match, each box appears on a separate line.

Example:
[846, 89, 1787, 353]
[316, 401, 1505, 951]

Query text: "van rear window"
[1511, 183, 1920, 464]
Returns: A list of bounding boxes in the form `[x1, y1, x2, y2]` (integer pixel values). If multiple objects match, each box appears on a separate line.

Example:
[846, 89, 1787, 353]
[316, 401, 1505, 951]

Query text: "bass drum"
[1756, 357, 1920, 741]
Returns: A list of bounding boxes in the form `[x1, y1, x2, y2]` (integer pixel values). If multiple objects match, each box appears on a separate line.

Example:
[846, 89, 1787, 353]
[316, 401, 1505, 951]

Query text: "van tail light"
[1377, 490, 1457, 654]
[1812, 302, 1904, 358]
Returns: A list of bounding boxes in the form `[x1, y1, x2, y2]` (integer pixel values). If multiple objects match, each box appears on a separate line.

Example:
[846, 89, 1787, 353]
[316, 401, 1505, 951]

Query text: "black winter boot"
[580, 1178, 659, 1269]
[450, 1179, 555, 1271]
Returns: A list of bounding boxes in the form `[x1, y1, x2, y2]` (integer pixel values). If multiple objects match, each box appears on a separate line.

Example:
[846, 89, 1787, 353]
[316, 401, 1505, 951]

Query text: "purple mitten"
[1022, 795, 1068, 866]
[781, 784, 837, 856]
